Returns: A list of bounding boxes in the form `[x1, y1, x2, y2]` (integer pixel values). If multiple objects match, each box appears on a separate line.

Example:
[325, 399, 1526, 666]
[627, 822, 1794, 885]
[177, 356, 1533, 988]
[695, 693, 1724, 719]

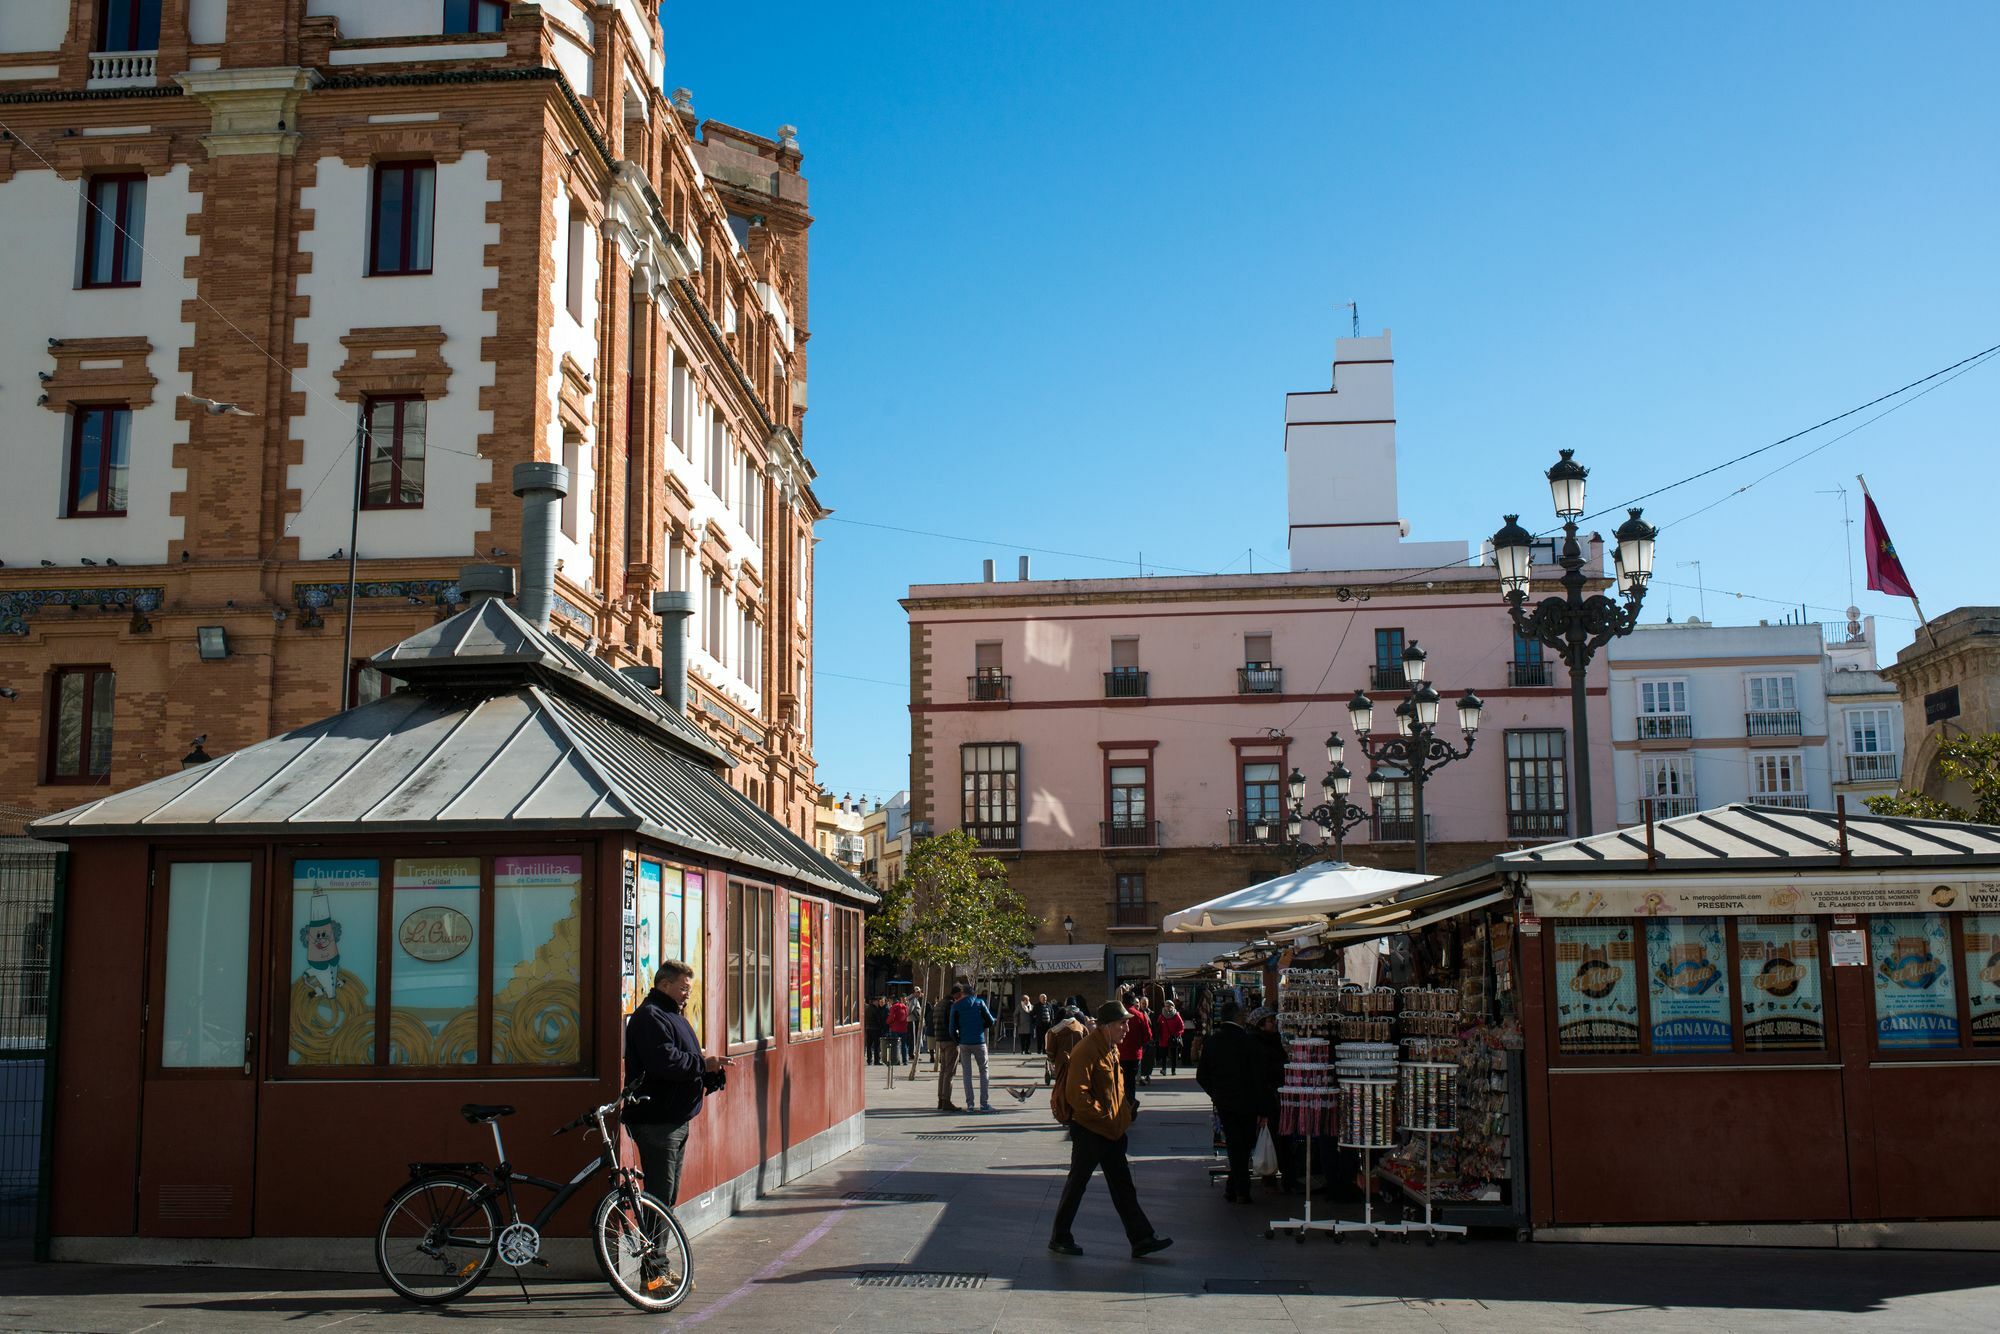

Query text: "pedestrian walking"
[934, 983, 963, 1110]
[952, 984, 999, 1112]
[623, 960, 732, 1207]
[907, 986, 928, 1064]
[1158, 1001, 1186, 1075]
[867, 996, 887, 1064]
[1117, 995, 1154, 1109]
[1017, 995, 1036, 1055]
[1047, 1001, 1173, 1259]
[1194, 1001, 1261, 1202]
[885, 994, 910, 1066]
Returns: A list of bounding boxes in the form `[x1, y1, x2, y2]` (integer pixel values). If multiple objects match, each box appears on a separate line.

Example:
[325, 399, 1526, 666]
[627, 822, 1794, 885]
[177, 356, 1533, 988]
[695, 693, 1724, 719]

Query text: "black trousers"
[1051, 1125, 1155, 1244]
[1217, 1108, 1258, 1194]
[628, 1120, 690, 1207]
[1120, 1058, 1141, 1108]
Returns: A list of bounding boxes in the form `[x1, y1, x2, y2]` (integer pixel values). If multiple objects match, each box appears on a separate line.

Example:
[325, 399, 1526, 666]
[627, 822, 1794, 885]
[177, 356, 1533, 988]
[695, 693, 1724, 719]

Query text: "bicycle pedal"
[530, 1257, 550, 1267]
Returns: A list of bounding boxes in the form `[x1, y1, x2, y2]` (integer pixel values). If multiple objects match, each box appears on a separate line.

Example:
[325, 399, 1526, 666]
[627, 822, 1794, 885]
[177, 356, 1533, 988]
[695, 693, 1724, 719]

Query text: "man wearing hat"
[1048, 1000, 1172, 1259]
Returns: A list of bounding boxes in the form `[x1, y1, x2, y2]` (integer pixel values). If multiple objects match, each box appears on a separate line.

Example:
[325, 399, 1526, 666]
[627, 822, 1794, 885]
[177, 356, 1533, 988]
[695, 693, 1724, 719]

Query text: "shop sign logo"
[401, 906, 474, 963]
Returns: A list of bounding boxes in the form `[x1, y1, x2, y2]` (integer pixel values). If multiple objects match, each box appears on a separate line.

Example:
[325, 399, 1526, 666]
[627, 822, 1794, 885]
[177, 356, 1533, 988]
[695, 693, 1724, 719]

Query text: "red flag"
[1862, 491, 1916, 600]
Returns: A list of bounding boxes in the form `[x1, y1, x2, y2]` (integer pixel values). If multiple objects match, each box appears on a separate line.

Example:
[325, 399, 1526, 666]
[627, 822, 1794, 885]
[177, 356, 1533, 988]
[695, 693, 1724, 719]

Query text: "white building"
[1824, 611, 1903, 805]
[1608, 619, 1835, 822]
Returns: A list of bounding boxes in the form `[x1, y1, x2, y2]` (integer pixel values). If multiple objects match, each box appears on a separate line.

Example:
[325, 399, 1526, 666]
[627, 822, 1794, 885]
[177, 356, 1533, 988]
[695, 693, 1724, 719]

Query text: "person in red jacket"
[1116, 996, 1154, 1110]
[885, 995, 911, 1066]
[1156, 1001, 1187, 1075]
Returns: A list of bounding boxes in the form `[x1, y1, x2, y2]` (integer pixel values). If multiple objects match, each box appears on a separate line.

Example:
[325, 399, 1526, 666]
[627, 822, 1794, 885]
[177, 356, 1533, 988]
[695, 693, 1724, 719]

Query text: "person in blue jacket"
[625, 960, 732, 1205]
[950, 983, 1000, 1112]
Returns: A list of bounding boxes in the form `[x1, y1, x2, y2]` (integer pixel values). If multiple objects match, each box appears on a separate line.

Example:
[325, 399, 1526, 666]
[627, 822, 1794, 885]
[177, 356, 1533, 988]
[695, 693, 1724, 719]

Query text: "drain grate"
[855, 1270, 987, 1289]
[843, 1190, 939, 1203]
[1206, 1278, 1313, 1295]
[913, 1132, 976, 1141]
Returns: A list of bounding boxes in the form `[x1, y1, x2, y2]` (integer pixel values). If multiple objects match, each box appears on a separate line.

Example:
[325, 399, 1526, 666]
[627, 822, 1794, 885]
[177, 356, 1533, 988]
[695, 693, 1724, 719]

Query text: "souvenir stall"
[1430, 803, 2000, 1246]
[31, 583, 876, 1267]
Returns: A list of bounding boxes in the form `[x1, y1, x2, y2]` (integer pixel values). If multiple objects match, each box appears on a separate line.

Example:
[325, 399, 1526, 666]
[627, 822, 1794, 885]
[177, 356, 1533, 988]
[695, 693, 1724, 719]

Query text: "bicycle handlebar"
[552, 1088, 650, 1136]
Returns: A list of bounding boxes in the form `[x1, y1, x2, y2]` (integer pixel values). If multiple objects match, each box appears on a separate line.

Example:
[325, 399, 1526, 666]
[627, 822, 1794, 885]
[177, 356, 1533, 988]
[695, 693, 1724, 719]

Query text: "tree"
[874, 829, 1036, 998]
[1865, 734, 2000, 825]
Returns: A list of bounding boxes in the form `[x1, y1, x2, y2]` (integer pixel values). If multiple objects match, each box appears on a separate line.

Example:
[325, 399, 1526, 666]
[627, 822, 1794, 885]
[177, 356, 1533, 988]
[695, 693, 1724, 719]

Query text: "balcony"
[1237, 666, 1283, 695]
[1749, 793, 1811, 811]
[1370, 664, 1408, 691]
[860, 858, 879, 877]
[1099, 819, 1161, 849]
[1637, 713, 1694, 740]
[1507, 660, 1553, 688]
[967, 673, 1010, 703]
[1641, 795, 1700, 820]
[1507, 811, 1569, 839]
[89, 50, 158, 86]
[965, 822, 1019, 849]
[1106, 899, 1159, 931]
[1746, 710, 1804, 738]
[1104, 669, 1149, 699]
[1227, 816, 1287, 846]
[1846, 753, 1900, 784]
[1371, 812, 1435, 843]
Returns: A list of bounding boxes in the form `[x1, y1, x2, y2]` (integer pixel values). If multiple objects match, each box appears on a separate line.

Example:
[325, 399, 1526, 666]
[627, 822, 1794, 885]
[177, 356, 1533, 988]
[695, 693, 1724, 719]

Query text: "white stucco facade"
[0, 162, 200, 565]
[0, 0, 68, 53]
[289, 153, 499, 558]
[544, 174, 600, 592]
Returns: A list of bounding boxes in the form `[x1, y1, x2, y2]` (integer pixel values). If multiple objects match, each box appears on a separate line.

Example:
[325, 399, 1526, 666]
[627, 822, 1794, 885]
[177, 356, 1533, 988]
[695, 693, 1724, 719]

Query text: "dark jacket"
[1195, 1021, 1263, 1115]
[623, 990, 723, 1127]
[1253, 1026, 1287, 1120]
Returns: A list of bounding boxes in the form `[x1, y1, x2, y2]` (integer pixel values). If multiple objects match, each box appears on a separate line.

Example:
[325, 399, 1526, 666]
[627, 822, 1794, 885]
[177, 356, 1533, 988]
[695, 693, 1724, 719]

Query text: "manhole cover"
[854, 1270, 986, 1289]
[1206, 1278, 1312, 1295]
[913, 1132, 976, 1141]
[843, 1190, 939, 1203]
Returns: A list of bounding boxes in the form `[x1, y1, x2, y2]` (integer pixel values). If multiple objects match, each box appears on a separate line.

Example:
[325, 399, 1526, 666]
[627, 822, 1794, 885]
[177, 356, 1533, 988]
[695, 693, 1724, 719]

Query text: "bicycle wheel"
[593, 1188, 693, 1312]
[376, 1174, 499, 1305]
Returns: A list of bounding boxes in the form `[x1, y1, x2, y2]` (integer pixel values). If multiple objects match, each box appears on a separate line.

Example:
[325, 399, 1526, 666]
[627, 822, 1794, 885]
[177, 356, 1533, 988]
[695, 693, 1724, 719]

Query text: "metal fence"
[0, 840, 62, 1249]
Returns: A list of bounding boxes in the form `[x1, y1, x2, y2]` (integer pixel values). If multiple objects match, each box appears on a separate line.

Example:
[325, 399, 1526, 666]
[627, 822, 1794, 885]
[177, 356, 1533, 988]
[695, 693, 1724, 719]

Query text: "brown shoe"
[939, 1102, 962, 1112]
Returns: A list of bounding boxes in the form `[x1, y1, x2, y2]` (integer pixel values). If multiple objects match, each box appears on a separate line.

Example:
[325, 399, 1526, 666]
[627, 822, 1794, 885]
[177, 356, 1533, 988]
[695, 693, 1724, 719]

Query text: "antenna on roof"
[1336, 301, 1358, 338]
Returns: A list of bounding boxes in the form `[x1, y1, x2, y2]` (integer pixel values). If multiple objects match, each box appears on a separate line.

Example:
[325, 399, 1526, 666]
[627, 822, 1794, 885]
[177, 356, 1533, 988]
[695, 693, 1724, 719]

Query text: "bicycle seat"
[459, 1103, 516, 1124]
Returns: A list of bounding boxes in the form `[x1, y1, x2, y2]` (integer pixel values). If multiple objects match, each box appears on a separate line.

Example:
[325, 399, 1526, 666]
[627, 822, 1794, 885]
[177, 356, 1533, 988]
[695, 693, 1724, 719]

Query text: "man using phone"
[625, 959, 732, 1206]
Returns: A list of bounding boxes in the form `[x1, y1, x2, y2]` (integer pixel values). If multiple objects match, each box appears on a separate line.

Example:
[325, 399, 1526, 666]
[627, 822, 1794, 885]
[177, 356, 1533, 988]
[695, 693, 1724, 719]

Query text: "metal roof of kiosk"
[1162, 860, 1431, 935]
[30, 598, 875, 905]
[1411, 802, 2000, 922]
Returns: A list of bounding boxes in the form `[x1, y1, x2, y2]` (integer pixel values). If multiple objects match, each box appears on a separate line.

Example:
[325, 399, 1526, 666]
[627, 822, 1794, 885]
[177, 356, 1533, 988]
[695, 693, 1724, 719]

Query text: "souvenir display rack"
[1266, 970, 1343, 1241]
[1394, 1060, 1466, 1243]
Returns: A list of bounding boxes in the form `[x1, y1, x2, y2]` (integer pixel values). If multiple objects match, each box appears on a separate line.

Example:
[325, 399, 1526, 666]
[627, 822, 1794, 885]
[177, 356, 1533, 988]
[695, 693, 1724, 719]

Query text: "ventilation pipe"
[982, 559, 996, 582]
[513, 462, 569, 631]
[457, 564, 515, 606]
[652, 589, 695, 715]
[1018, 555, 1031, 581]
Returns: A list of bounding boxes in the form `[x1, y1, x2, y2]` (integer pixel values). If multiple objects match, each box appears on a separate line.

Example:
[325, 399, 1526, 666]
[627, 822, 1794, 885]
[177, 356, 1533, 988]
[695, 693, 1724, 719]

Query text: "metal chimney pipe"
[513, 462, 570, 631]
[1018, 555, 1031, 580]
[982, 559, 995, 582]
[652, 589, 695, 715]
[458, 564, 515, 606]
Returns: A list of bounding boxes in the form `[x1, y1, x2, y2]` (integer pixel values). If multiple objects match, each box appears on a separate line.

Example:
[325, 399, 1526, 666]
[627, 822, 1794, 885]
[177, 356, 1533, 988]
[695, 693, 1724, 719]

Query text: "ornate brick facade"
[0, 1, 824, 835]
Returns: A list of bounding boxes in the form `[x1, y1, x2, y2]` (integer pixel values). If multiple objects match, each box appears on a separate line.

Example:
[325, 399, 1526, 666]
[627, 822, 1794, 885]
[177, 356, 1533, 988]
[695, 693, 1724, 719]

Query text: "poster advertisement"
[290, 858, 380, 1065]
[800, 902, 818, 1033]
[1871, 913, 1959, 1050]
[788, 898, 803, 1033]
[1552, 921, 1639, 1054]
[492, 855, 584, 1065]
[628, 860, 662, 1014]
[685, 872, 705, 1043]
[1961, 913, 2000, 1047]
[1737, 916, 1825, 1051]
[1646, 917, 1733, 1054]
[662, 865, 685, 986]
[390, 858, 481, 1064]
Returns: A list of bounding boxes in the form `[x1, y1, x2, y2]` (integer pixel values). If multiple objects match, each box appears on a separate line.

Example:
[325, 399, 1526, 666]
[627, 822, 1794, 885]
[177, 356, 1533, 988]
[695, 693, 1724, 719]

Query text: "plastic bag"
[1251, 1123, 1279, 1178]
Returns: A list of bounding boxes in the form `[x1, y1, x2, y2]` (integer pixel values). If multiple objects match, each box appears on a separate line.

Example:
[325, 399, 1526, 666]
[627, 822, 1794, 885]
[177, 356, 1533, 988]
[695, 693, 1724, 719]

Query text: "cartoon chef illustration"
[298, 891, 343, 999]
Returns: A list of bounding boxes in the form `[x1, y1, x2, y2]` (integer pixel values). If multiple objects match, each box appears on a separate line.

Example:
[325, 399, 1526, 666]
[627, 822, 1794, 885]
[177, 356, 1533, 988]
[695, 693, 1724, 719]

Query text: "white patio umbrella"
[1162, 861, 1432, 934]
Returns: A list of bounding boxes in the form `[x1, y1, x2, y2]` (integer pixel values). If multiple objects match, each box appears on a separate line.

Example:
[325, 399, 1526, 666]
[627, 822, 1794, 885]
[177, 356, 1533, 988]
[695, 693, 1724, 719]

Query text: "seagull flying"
[179, 393, 256, 417]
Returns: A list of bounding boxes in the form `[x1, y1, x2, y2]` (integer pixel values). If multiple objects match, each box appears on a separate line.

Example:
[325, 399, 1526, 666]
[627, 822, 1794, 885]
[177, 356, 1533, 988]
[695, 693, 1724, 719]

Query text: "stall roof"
[1498, 803, 2000, 873]
[31, 602, 874, 905]
[1163, 861, 1430, 934]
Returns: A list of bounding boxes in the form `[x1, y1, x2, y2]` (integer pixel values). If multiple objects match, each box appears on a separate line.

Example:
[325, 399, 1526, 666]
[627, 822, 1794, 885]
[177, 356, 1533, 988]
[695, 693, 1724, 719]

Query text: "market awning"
[1320, 887, 1512, 943]
[1157, 940, 1246, 976]
[1017, 944, 1106, 975]
[1163, 861, 1431, 934]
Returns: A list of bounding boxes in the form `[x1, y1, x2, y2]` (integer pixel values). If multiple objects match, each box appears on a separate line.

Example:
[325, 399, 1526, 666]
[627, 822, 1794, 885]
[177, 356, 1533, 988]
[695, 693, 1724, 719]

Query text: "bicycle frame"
[477, 1105, 635, 1234]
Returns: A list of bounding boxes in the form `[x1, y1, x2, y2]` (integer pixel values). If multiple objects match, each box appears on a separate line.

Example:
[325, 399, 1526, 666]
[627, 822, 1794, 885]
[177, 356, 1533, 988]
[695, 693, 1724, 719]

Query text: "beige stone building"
[0, 1, 825, 834]
[1881, 607, 2000, 808]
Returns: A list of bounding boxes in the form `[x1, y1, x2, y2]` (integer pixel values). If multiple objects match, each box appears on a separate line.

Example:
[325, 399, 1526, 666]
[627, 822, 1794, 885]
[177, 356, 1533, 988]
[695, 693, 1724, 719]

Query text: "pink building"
[902, 333, 1614, 993]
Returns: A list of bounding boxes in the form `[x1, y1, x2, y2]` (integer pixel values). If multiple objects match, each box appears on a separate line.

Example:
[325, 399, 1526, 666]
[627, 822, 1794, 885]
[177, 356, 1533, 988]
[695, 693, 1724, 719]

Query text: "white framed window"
[1746, 674, 1797, 712]
[1638, 754, 1696, 817]
[1846, 707, 1893, 754]
[1751, 751, 1806, 798]
[1637, 678, 1688, 715]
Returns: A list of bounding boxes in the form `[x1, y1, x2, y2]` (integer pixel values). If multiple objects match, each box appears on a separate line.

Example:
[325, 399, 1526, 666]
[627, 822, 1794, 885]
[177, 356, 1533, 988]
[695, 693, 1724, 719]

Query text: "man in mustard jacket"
[1048, 1001, 1173, 1259]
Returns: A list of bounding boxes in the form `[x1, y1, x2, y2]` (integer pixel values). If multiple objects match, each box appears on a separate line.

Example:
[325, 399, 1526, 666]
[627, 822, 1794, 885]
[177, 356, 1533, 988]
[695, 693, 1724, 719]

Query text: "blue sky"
[666, 2, 2000, 804]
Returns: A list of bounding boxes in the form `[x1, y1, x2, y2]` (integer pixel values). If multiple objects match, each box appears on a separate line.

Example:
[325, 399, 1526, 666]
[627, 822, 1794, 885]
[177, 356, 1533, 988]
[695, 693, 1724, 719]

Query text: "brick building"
[902, 333, 1615, 998]
[0, 0, 825, 835]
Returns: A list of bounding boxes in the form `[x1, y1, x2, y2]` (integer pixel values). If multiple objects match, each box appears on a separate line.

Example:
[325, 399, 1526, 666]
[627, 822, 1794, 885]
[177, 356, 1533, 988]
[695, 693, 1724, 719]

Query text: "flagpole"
[1857, 474, 1937, 647]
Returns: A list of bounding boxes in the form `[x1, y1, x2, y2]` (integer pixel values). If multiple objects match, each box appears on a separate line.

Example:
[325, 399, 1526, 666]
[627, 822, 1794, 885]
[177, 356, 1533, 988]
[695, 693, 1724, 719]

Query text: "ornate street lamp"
[1492, 449, 1657, 837]
[1345, 650, 1482, 874]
